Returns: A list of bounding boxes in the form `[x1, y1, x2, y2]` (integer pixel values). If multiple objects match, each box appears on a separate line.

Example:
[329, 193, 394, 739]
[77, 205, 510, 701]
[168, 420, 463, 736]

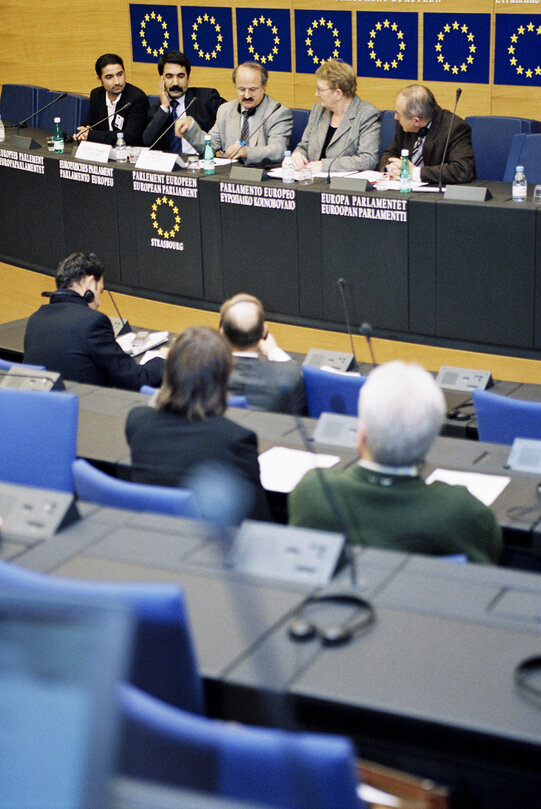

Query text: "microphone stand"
[438, 88, 462, 194]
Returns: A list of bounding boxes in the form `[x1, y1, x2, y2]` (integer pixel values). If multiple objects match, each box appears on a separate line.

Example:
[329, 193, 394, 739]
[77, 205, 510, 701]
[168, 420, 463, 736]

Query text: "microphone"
[228, 102, 282, 161]
[148, 96, 196, 151]
[41, 290, 53, 297]
[336, 278, 358, 370]
[75, 101, 132, 139]
[326, 132, 364, 183]
[359, 322, 377, 367]
[16, 92, 67, 132]
[438, 87, 462, 193]
[106, 289, 132, 336]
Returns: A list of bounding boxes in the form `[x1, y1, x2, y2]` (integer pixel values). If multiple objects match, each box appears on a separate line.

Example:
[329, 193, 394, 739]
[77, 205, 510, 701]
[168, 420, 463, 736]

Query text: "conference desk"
[1, 131, 540, 356]
[4, 503, 541, 808]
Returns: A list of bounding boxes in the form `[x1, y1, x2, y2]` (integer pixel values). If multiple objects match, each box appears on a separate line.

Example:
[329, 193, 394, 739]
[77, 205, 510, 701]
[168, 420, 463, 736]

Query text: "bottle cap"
[516, 165, 524, 172]
[284, 150, 291, 156]
[54, 117, 60, 123]
[401, 148, 409, 157]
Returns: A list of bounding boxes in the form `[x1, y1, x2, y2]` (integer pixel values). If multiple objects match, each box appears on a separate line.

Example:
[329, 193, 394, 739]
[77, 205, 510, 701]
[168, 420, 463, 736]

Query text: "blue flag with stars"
[130, 4, 179, 64]
[423, 13, 490, 84]
[495, 15, 541, 87]
[357, 12, 418, 80]
[237, 8, 291, 73]
[294, 10, 352, 74]
[181, 6, 234, 69]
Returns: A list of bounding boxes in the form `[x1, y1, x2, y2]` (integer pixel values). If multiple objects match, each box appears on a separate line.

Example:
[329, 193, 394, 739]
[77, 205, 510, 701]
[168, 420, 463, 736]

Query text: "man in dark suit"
[74, 53, 149, 146]
[24, 253, 165, 390]
[379, 84, 476, 185]
[143, 50, 225, 152]
[220, 293, 305, 414]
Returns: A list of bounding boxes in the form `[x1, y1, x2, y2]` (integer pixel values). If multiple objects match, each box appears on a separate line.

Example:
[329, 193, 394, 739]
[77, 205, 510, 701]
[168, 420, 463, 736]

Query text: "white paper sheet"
[425, 468, 510, 506]
[258, 446, 340, 493]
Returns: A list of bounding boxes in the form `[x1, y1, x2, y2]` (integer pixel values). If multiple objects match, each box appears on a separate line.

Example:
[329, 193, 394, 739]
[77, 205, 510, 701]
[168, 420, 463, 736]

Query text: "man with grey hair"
[174, 61, 292, 165]
[289, 361, 502, 563]
[379, 84, 475, 185]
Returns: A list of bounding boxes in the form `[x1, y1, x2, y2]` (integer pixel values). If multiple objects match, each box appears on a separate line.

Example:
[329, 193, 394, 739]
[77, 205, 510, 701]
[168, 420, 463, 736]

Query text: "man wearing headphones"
[219, 293, 305, 414]
[23, 252, 165, 390]
[289, 361, 502, 563]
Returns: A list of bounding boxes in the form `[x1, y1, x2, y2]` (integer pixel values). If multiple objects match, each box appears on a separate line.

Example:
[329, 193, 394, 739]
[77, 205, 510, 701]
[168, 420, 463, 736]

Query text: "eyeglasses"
[316, 85, 335, 95]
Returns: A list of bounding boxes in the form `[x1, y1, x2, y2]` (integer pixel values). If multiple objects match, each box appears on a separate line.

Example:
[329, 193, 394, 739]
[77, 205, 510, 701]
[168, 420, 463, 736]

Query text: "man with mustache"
[143, 50, 226, 153]
[75, 54, 149, 146]
[174, 61, 292, 166]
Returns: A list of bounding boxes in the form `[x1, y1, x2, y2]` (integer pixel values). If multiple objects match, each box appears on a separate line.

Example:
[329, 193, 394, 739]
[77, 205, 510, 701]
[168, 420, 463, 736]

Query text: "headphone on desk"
[288, 592, 375, 646]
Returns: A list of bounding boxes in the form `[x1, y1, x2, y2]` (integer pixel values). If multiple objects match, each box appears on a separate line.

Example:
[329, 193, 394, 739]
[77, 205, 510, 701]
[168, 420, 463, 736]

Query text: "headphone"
[288, 592, 375, 646]
[83, 289, 95, 303]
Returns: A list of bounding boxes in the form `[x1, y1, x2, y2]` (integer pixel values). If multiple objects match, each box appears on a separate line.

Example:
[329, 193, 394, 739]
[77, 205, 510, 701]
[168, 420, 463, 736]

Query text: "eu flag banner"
[181, 6, 234, 69]
[294, 10, 352, 74]
[237, 8, 291, 73]
[423, 13, 490, 84]
[130, 4, 179, 64]
[357, 12, 418, 80]
[495, 15, 541, 87]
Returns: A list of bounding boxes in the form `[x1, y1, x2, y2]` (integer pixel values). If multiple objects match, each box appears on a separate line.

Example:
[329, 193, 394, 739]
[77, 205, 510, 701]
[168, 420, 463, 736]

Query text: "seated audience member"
[74, 53, 149, 146]
[23, 252, 165, 390]
[125, 327, 270, 521]
[292, 59, 380, 174]
[289, 361, 502, 563]
[174, 61, 292, 166]
[379, 84, 476, 185]
[220, 293, 305, 414]
[143, 50, 225, 152]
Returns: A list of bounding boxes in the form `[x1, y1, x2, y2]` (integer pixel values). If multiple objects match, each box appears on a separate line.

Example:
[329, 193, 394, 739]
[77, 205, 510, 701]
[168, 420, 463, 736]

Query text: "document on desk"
[259, 446, 340, 493]
[425, 468, 510, 506]
[116, 331, 169, 357]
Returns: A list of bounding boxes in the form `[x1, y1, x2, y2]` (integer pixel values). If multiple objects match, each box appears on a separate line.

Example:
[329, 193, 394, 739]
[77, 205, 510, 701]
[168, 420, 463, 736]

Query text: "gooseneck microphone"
[359, 322, 377, 367]
[16, 92, 67, 132]
[228, 102, 282, 161]
[336, 278, 358, 370]
[438, 87, 462, 193]
[75, 101, 132, 140]
[325, 132, 364, 183]
[148, 96, 196, 150]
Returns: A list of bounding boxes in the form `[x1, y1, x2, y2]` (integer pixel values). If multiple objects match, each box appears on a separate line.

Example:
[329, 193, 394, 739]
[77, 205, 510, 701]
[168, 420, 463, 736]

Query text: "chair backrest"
[0, 562, 204, 714]
[0, 83, 49, 126]
[0, 387, 78, 491]
[119, 684, 363, 809]
[379, 109, 397, 159]
[38, 91, 89, 134]
[302, 365, 366, 418]
[473, 389, 541, 444]
[466, 116, 541, 181]
[72, 458, 201, 518]
[503, 132, 541, 183]
[0, 358, 45, 371]
[290, 108, 309, 151]
[140, 386, 248, 409]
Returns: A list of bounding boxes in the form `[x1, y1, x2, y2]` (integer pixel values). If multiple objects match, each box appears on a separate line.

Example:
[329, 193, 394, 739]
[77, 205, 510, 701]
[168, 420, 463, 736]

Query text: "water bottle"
[115, 131, 127, 163]
[53, 117, 64, 154]
[399, 148, 411, 194]
[282, 150, 295, 184]
[512, 165, 527, 202]
[0, 114, 5, 143]
[203, 134, 215, 175]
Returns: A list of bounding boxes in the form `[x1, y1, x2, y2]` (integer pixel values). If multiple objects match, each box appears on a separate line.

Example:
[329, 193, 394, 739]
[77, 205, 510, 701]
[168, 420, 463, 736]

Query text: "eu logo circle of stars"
[246, 16, 280, 65]
[139, 11, 170, 58]
[151, 197, 181, 240]
[507, 21, 541, 80]
[434, 20, 476, 75]
[191, 13, 223, 61]
[305, 17, 341, 65]
[368, 19, 406, 72]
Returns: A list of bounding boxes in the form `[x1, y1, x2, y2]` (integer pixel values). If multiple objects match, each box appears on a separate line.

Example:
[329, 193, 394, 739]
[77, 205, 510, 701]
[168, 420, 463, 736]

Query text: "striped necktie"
[240, 110, 250, 144]
[411, 134, 424, 167]
[168, 99, 183, 153]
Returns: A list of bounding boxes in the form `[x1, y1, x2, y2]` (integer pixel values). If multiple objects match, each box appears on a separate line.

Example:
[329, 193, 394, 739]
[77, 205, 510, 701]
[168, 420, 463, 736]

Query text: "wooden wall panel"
[0, 1, 540, 121]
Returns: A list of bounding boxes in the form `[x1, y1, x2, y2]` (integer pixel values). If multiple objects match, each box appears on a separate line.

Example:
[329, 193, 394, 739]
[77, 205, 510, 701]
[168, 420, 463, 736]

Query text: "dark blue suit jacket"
[84, 83, 149, 146]
[143, 87, 226, 150]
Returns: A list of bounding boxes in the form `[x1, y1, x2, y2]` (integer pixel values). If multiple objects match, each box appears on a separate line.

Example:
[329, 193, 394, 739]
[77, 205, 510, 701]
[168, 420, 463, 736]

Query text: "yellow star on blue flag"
[357, 12, 418, 80]
[423, 13, 489, 84]
[294, 10, 352, 73]
[495, 15, 541, 86]
[181, 6, 233, 68]
[236, 8, 291, 72]
[130, 4, 179, 63]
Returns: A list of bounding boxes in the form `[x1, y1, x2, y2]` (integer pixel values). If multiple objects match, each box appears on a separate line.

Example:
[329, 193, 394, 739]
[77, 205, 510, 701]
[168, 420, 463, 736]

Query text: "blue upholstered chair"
[379, 109, 397, 159]
[473, 389, 541, 445]
[119, 684, 364, 809]
[72, 458, 201, 518]
[503, 132, 541, 183]
[0, 358, 45, 371]
[0, 387, 78, 492]
[302, 365, 366, 418]
[290, 108, 309, 151]
[38, 91, 90, 134]
[139, 385, 248, 409]
[0, 562, 204, 713]
[0, 83, 49, 126]
[466, 115, 541, 182]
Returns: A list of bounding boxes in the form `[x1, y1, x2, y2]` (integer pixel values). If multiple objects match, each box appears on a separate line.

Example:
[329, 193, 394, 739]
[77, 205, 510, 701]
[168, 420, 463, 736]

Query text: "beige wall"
[1, 0, 540, 119]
